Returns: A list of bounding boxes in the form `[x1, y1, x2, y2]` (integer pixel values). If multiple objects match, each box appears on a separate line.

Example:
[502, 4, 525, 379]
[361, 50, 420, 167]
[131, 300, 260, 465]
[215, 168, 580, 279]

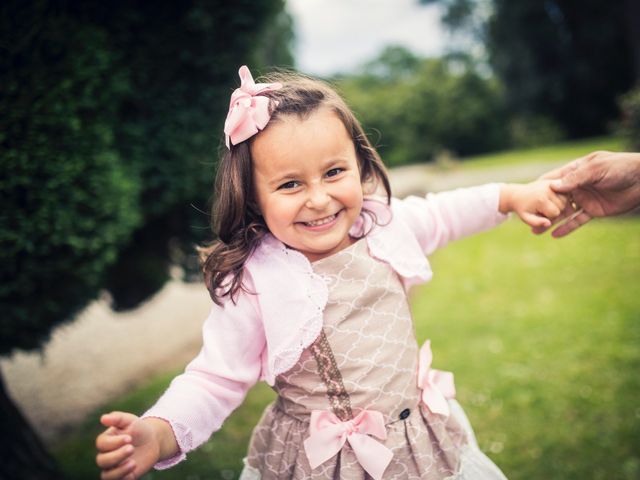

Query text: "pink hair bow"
[417, 340, 456, 417]
[224, 65, 282, 149]
[303, 409, 393, 480]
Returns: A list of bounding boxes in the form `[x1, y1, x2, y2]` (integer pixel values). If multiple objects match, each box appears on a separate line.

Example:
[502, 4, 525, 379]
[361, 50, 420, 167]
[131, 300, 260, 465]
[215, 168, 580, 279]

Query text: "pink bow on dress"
[417, 340, 456, 417]
[223, 65, 282, 149]
[303, 409, 393, 480]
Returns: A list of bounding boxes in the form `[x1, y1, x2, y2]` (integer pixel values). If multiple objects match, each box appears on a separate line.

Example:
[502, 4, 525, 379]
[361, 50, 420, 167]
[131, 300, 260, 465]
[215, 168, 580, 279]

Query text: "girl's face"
[252, 107, 364, 262]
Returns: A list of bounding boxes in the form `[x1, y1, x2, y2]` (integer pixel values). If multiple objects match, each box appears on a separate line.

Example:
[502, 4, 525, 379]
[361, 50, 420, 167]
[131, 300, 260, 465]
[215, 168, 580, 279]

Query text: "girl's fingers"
[552, 191, 569, 211]
[540, 202, 562, 220]
[100, 458, 136, 480]
[531, 200, 576, 234]
[100, 412, 138, 430]
[97, 443, 135, 470]
[96, 432, 132, 452]
[521, 211, 551, 229]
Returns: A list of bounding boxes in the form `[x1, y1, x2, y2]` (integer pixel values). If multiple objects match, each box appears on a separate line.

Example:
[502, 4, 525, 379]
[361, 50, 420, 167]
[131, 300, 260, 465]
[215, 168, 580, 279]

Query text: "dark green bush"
[0, 0, 293, 352]
[0, 16, 140, 354]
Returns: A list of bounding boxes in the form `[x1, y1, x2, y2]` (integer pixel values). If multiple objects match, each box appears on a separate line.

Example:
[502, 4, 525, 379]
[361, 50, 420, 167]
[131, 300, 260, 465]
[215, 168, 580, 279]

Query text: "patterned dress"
[241, 240, 507, 479]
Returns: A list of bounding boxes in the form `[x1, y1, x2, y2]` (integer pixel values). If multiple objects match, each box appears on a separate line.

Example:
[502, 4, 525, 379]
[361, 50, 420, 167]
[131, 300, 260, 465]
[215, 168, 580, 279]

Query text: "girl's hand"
[96, 412, 165, 480]
[499, 180, 568, 229]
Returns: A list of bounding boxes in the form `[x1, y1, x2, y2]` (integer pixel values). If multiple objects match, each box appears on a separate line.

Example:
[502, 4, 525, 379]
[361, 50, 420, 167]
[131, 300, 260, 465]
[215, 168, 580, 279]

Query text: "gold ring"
[568, 194, 579, 211]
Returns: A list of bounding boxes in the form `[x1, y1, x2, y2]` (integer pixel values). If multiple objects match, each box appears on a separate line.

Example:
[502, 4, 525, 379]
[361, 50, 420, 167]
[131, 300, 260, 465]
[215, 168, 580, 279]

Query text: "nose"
[305, 182, 330, 210]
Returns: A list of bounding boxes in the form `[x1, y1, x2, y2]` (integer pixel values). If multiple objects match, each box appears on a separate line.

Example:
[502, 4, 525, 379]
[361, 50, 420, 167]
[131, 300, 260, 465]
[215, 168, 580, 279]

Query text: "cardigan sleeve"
[141, 287, 265, 469]
[392, 183, 508, 256]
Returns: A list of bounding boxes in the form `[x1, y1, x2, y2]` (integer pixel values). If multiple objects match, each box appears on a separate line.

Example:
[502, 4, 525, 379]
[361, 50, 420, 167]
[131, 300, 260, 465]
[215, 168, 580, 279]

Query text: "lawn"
[55, 216, 640, 480]
[460, 135, 625, 168]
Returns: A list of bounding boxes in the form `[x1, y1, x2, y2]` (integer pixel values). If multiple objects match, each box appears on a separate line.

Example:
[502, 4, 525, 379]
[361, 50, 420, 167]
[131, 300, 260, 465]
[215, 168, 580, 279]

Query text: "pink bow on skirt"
[303, 409, 393, 480]
[417, 340, 456, 417]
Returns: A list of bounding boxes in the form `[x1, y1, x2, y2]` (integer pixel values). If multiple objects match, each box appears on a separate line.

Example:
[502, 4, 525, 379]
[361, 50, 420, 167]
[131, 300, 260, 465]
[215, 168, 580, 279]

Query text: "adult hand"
[535, 151, 640, 237]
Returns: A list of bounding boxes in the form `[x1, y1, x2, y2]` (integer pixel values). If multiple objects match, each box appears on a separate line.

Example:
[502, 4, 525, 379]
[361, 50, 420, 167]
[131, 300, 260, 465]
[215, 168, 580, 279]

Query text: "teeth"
[305, 214, 336, 227]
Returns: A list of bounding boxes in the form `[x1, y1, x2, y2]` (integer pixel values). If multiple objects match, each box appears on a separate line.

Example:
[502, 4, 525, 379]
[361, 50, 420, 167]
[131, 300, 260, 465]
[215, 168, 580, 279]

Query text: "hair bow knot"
[224, 65, 282, 149]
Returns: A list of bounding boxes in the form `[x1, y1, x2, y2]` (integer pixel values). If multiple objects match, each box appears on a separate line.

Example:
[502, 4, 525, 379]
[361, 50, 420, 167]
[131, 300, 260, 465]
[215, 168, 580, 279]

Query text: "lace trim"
[239, 457, 262, 480]
[309, 330, 353, 421]
[444, 444, 508, 480]
[261, 238, 328, 381]
[144, 417, 192, 470]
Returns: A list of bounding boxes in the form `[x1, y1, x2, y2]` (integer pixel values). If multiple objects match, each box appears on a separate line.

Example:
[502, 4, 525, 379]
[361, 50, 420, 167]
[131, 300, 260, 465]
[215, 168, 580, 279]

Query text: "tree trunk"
[0, 370, 63, 480]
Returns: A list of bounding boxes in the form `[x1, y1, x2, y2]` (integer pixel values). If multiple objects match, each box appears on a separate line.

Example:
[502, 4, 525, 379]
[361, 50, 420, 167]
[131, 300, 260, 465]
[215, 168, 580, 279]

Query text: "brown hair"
[201, 70, 391, 304]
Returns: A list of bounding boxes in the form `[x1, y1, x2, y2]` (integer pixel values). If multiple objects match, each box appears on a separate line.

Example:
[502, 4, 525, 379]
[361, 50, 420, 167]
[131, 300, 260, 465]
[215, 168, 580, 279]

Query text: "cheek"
[343, 178, 365, 207]
[262, 197, 299, 227]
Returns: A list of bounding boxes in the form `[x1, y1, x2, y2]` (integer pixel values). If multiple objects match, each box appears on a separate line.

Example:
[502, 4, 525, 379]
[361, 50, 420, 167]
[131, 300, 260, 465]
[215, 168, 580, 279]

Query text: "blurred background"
[1, 0, 639, 479]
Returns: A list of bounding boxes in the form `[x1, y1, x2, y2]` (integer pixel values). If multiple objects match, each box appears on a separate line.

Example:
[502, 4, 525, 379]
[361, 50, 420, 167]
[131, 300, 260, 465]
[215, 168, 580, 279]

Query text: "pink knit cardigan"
[143, 184, 507, 468]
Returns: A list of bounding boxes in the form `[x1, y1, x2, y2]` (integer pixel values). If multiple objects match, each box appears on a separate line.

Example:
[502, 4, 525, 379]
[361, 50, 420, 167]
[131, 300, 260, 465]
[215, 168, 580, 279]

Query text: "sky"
[286, 0, 447, 76]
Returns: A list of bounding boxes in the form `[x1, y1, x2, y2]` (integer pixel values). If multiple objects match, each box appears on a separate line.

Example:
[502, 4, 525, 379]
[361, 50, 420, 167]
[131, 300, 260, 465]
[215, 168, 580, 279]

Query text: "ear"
[361, 177, 377, 196]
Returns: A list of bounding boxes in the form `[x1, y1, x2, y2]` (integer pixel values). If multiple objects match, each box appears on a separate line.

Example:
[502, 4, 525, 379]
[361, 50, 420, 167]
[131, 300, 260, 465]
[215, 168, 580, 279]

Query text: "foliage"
[54, 217, 640, 480]
[506, 114, 565, 149]
[487, 0, 634, 138]
[0, 6, 140, 354]
[88, 0, 294, 309]
[423, 0, 637, 139]
[336, 47, 510, 166]
[1, 0, 293, 354]
[618, 86, 640, 151]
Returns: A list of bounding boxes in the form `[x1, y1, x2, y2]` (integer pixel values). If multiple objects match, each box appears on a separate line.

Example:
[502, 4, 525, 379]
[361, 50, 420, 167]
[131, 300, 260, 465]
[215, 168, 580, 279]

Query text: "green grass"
[411, 218, 640, 480]
[54, 216, 640, 480]
[459, 135, 625, 169]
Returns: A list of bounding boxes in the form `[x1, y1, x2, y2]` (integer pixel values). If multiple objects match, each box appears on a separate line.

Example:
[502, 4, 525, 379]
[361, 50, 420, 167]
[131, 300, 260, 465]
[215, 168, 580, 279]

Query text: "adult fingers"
[549, 154, 600, 193]
[551, 210, 592, 238]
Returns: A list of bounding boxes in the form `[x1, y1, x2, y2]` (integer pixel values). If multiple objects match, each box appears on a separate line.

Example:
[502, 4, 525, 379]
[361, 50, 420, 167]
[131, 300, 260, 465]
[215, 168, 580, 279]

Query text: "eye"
[278, 180, 300, 190]
[326, 167, 344, 178]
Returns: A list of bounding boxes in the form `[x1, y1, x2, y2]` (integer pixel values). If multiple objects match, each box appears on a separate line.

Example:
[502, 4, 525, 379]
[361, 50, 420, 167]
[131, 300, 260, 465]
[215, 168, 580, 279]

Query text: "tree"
[1, 4, 139, 477]
[487, 0, 634, 137]
[0, 1, 292, 477]
[90, 0, 294, 309]
[421, 0, 638, 138]
[337, 46, 509, 166]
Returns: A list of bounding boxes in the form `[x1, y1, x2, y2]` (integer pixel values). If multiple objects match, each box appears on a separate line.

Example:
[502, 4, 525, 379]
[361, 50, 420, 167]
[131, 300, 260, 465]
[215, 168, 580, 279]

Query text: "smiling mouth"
[301, 212, 339, 227]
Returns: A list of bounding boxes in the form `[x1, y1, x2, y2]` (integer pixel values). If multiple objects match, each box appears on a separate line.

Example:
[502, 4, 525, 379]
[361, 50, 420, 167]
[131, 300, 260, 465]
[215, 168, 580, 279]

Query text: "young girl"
[96, 66, 567, 480]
